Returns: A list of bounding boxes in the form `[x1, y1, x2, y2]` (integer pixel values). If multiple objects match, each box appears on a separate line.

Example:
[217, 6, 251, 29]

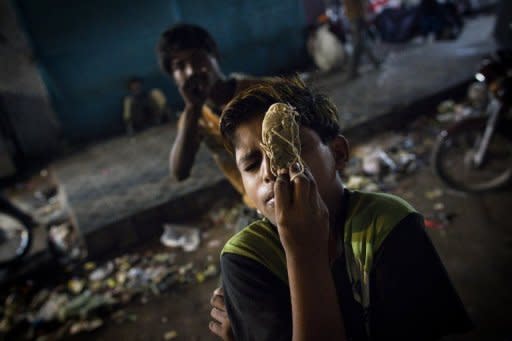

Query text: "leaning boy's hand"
[180, 74, 209, 111]
[274, 164, 330, 262]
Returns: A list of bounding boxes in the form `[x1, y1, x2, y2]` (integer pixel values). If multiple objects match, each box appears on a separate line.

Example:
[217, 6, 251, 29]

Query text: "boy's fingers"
[210, 307, 229, 322]
[302, 167, 318, 203]
[213, 287, 224, 297]
[291, 169, 310, 205]
[289, 161, 303, 179]
[209, 320, 223, 336]
[210, 293, 226, 310]
[275, 170, 291, 215]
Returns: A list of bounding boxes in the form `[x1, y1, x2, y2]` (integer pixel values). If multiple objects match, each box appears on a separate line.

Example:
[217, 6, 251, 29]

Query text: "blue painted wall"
[14, 0, 308, 142]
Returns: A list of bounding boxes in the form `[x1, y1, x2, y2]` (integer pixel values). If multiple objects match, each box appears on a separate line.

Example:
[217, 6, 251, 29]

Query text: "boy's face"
[233, 114, 347, 226]
[170, 48, 220, 94]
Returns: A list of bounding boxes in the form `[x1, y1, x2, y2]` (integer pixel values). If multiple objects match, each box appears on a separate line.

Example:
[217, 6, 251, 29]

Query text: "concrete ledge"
[84, 179, 239, 258]
[343, 79, 472, 142]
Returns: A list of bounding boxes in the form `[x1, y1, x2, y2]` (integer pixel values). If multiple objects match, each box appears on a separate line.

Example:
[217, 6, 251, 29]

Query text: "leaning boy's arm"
[169, 74, 210, 181]
[371, 213, 473, 339]
[169, 105, 203, 181]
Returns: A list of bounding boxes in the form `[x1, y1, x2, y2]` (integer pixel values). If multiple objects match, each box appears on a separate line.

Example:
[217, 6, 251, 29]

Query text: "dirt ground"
[67, 223, 234, 341]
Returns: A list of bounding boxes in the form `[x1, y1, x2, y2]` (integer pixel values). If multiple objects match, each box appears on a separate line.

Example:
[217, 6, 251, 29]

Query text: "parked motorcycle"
[432, 50, 512, 192]
[0, 191, 86, 270]
[0, 195, 34, 267]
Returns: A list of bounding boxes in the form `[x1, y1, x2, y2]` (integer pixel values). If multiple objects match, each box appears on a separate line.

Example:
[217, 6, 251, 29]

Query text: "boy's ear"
[329, 135, 350, 171]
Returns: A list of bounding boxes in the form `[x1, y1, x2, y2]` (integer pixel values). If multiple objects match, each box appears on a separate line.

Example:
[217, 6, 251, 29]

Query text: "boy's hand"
[209, 287, 234, 341]
[180, 74, 209, 111]
[274, 165, 330, 262]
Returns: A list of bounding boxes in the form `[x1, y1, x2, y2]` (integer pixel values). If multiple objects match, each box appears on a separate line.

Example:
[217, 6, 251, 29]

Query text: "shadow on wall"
[0, 92, 61, 166]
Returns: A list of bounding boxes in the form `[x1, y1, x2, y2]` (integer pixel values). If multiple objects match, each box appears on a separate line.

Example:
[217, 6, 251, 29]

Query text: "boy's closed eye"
[244, 163, 259, 172]
[238, 151, 262, 173]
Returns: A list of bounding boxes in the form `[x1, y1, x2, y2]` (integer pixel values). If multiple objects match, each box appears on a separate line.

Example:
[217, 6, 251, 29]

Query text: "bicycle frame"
[473, 97, 502, 167]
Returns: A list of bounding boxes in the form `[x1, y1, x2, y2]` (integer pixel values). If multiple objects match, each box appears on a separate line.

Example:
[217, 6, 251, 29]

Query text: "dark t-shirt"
[221, 212, 473, 340]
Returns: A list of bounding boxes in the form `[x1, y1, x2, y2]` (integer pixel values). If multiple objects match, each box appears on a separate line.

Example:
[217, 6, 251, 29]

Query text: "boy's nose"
[262, 155, 275, 183]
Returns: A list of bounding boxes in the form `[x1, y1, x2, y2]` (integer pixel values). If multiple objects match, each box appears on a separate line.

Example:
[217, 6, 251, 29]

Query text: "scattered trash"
[424, 213, 456, 230]
[161, 224, 200, 252]
[436, 112, 455, 122]
[69, 318, 103, 335]
[195, 263, 219, 284]
[34, 292, 69, 322]
[376, 150, 398, 172]
[425, 189, 443, 200]
[0, 156, 243, 341]
[209, 205, 243, 230]
[89, 262, 114, 281]
[344, 129, 433, 193]
[424, 217, 448, 230]
[433, 202, 445, 211]
[164, 330, 178, 340]
[207, 239, 222, 248]
[362, 151, 382, 175]
[0, 245, 220, 340]
[111, 310, 137, 324]
[68, 278, 86, 295]
[346, 175, 375, 191]
[153, 252, 176, 264]
[84, 262, 96, 271]
[437, 100, 456, 114]
[48, 222, 87, 262]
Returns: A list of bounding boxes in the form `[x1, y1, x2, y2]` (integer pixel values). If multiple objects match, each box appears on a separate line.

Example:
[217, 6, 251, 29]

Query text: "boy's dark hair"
[157, 23, 219, 75]
[220, 76, 341, 152]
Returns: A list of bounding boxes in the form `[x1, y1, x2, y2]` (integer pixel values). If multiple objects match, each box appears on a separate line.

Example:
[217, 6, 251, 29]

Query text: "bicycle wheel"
[432, 118, 512, 192]
[0, 212, 32, 267]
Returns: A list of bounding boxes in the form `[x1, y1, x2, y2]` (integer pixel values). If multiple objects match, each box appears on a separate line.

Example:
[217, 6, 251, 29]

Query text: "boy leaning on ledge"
[208, 77, 473, 340]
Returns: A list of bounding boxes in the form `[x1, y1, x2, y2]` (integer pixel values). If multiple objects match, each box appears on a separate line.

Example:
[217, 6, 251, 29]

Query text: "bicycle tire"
[432, 117, 512, 192]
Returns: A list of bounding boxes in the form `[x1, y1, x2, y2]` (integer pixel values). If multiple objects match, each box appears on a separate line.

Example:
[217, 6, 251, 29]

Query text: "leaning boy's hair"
[157, 23, 219, 75]
[220, 76, 341, 152]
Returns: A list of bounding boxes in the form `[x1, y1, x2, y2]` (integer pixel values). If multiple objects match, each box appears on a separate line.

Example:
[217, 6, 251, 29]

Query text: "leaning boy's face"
[170, 49, 218, 92]
[234, 115, 340, 226]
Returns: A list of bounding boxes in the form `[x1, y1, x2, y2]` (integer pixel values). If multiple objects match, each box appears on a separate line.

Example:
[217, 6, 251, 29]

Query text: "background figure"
[418, 0, 463, 41]
[344, 0, 380, 79]
[494, 0, 512, 50]
[418, 0, 444, 40]
[157, 24, 261, 205]
[123, 77, 169, 135]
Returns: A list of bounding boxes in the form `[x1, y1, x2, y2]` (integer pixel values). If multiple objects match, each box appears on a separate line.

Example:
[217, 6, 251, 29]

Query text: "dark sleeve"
[370, 213, 474, 340]
[221, 253, 292, 341]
